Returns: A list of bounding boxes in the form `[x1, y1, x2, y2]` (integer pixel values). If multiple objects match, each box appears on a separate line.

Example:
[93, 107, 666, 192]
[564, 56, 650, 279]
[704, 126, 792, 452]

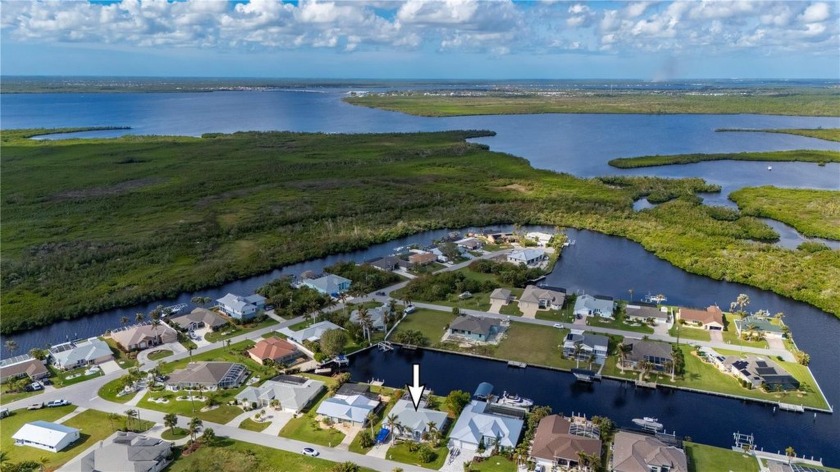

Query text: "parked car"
[553, 323, 564, 329]
[301, 447, 319, 457]
[29, 382, 43, 391]
[41, 379, 53, 386]
[27, 403, 43, 410]
[375, 291, 386, 296]
[46, 399, 70, 407]
[404, 305, 416, 314]
[0, 408, 10, 418]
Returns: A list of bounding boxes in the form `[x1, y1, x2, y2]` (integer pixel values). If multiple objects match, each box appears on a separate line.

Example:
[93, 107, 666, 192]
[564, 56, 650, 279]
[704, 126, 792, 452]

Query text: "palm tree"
[0, 451, 8, 467]
[339, 293, 349, 316]
[188, 417, 203, 442]
[618, 342, 632, 372]
[4, 339, 18, 357]
[730, 294, 750, 315]
[107, 412, 121, 431]
[573, 341, 584, 368]
[425, 421, 438, 445]
[366, 411, 377, 439]
[135, 312, 145, 323]
[38, 456, 49, 472]
[191, 296, 212, 307]
[785, 446, 796, 464]
[120, 316, 129, 327]
[124, 409, 139, 431]
[385, 414, 400, 444]
[164, 413, 178, 434]
[357, 306, 373, 344]
[663, 359, 675, 381]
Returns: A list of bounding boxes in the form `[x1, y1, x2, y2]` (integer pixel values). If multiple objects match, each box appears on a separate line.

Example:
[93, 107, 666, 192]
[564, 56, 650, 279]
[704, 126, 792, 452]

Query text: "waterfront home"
[525, 232, 554, 246]
[519, 285, 565, 313]
[0, 355, 49, 383]
[111, 324, 178, 352]
[236, 374, 324, 413]
[216, 293, 266, 321]
[408, 251, 438, 266]
[530, 415, 602, 471]
[625, 304, 669, 325]
[279, 320, 344, 344]
[389, 397, 449, 441]
[78, 432, 172, 472]
[368, 256, 402, 272]
[723, 355, 800, 391]
[448, 400, 525, 452]
[483, 232, 515, 244]
[678, 305, 724, 330]
[573, 294, 615, 319]
[563, 330, 609, 364]
[247, 337, 303, 366]
[13, 421, 79, 453]
[169, 308, 229, 331]
[166, 362, 248, 390]
[455, 237, 483, 250]
[447, 315, 505, 343]
[507, 248, 547, 266]
[734, 314, 785, 339]
[302, 274, 352, 297]
[610, 431, 688, 472]
[316, 383, 380, 425]
[349, 305, 388, 331]
[49, 337, 113, 370]
[619, 339, 674, 371]
[473, 382, 494, 401]
[490, 288, 513, 305]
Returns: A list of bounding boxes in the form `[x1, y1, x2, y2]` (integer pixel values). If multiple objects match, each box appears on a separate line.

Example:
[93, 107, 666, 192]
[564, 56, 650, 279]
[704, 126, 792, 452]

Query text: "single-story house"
[573, 294, 615, 319]
[248, 337, 303, 365]
[490, 288, 513, 305]
[13, 421, 80, 453]
[611, 431, 688, 472]
[279, 320, 344, 344]
[166, 362, 248, 390]
[530, 415, 602, 471]
[390, 398, 450, 441]
[563, 330, 609, 364]
[734, 314, 785, 339]
[49, 337, 114, 370]
[169, 308, 229, 331]
[316, 383, 380, 425]
[111, 324, 178, 352]
[78, 432, 173, 472]
[620, 339, 674, 371]
[216, 293, 266, 321]
[236, 375, 325, 413]
[723, 356, 800, 391]
[525, 232, 554, 246]
[0, 355, 49, 383]
[519, 285, 565, 312]
[483, 232, 514, 244]
[368, 256, 402, 272]
[507, 248, 546, 266]
[447, 315, 504, 343]
[625, 304, 669, 325]
[448, 400, 524, 452]
[678, 305, 724, 330]
[350, 306, 388, 331]
[302, 274, 352, 297]
[455, 237, 483, 250]
[408, 252, 438, 266]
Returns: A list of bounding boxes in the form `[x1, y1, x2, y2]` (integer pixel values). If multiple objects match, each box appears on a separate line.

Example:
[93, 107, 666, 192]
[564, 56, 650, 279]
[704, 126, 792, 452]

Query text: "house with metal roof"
[447, 400, 524, 452]
[563, 330, 609, 364]
[169, 308, 229, 331]
[166, 362, 248, 390]
[49, 337, 114, 370]
[316, 384, 380, 425]
[507, 248, 546, 266]
[390, 398, 449, 441]
[13, 421, 80, 452]
[216, 293, 266, 321]
[302, 274, 352, 297]
[78, 432, 172, 472]
[530, 415, 602, 471]
[279, 320, 344, 344]
[610, 431, 687, 472]
[619, 339, 674, 371]
[349, 305, 388, 331]
[447, 315, 505, 343]
[236, 375, 325, 413]
[0, 355, 49, 383]
[734, 314, 785, 339]
[625, 304, 670, 324]
[573, 294, 615, 319]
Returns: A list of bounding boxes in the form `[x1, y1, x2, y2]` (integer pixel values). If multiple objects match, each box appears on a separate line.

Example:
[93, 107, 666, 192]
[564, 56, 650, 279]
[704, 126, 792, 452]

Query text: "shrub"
[358, 430, 374, 448]
[417, 444, 436, 463]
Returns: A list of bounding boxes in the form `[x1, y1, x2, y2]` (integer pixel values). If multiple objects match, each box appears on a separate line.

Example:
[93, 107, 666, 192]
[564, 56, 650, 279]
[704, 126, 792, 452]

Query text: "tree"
[330, 462, 360, 472]
[188, 417, 203, 442]
[107, 412, 122, 431]
[358, 430, 374, 448]
[357, 306, 373, 344]
[28, 348, 48, 360]
[164, 413, 178, 433]
[124, 409, 139, 431]
[191, 296, 212, 306]
[417, 444, 435, 464]
[785, 446, 796, 464]
[201, 427, 218, 446]
[663, 359, 675, 381]
[445, 390, 471, 416]
[426, 421, 439, 446]
[573, 341, 584, 368]
[618, 342, 632, 372]
[320, 329, 349, 358]
[4, 339, 18, 357]
[730, 294, 750, 315]
[120, 316, 129, 327]
[440, 242, 461, 262]
[135, 312, 145, 323]
[386, 414, 400, 444]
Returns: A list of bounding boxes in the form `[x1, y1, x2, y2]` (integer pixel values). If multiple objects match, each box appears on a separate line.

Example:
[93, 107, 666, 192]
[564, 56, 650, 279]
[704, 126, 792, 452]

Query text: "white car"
[46, 399, 70, 407]
[553, 323, 564, 329]
[301, 447, 319, 457]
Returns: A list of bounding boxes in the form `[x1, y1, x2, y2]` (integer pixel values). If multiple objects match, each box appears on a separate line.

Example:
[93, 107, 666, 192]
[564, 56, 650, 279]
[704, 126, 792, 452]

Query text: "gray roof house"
[0, 356, 49, 382]
[447, 315, 504, 343]
[316, 384, 380, 425]
[236, 375, 325, 413]
[611, 431, 688, 472]
[390, 398, 450, 441]
[573, 294, 615, 318]
[620, 339, 674, 371]
[216, 293, 266, 321]
[169, 308, 229, 331]
[723, 355, 800, 391]
[49, 338, 114, 370]
[368, 256, 402, 272]
[349, 306, 388, 331]
[490, 288, 512, 304]
[507, 248, 546, 266]
[519, 285, 565, 311]
[448, 400, 524, 452]
[166, 362, 248, 390]
[625, 304, 669, 324]
[302, 274, 352, 297]
[279, 320, 344, 344]
[78, 432, 173, 472]
[563, 330, 609, 363]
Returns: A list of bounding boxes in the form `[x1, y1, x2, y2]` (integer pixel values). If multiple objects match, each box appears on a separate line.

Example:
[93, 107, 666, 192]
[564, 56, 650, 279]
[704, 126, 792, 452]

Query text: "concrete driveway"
[98, 360, 123, 375]
[488, 300, 505, 314]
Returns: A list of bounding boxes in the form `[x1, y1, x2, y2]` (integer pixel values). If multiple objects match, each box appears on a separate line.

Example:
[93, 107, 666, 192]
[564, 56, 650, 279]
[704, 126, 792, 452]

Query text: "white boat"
[768, 166, 773, 171]
[632, 417, 663, 431]
[644, 293, 667, 304]
[497, 391, 534, 408]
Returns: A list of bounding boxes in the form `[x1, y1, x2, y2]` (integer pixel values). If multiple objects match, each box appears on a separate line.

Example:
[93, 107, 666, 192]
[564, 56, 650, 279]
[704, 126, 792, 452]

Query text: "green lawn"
[279, 385, 345, 447]
[0, 385, 43, 405]
[104, 337, 139, 369]
[138, 390, 245, 424]
[204, 318, 278, 343]
[535, 308, 574, 323]
[466, 455, 518, 472]
[684, 442, 759, 472]
[498, 302, 523, 316]
[586, 315, 654, 334]
[721, 314, 770, 349]
[49, 365, 104, 388]
[432, 291, 493, 312]
[493, 324, 575, 370]
[239, 417, 271, 432]
[161, 426, 189, 440]
[147, 349, 174, 360]
[386, 442, 449, 469]
[348, 386, 403, 454]
[389, 308, 455, 344]
[98, 376, 139, 404]
[669, 324, 711, 342]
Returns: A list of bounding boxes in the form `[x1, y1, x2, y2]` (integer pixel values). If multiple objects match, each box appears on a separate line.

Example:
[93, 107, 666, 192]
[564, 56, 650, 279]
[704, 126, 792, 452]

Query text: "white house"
[390, 398, 449, 441]
[279, 320, 344, 344]
[216, 293, 266, 321]
[507, 248, 546, 266]
[316, 384, 380, 425]
[573, 294, 615, 318]
[13, 421, 80, 452]
[236, 375, 325, 413]
[49, 337, 114, 370]
[78, 432, 173, 472]
[448, 400, 524, 452]
[563, 330, 609, 364]
[302, 274, 352, 297]
[525, 232, 554, 246]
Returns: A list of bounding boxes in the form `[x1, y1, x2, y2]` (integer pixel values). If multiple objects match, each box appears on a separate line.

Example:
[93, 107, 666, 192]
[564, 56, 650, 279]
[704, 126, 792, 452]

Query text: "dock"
[377, 341, 394, 352]
[507, 361, 527, 368]
[778, 402, 805, 412]
[635, 379, 657, 389]
[401, 344, 417, 350]
[314, 367, 332, 374]
[571, 368, 600, 382]
[369, 378, 385, 387]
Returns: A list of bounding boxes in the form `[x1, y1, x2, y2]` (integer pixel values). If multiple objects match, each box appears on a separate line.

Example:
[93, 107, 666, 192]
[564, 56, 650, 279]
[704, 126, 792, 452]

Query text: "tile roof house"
[390, 398, 450, 441]
[507, 248, 547, 266]
[620, 339, 674, 371]
[573, 294, 615, 319]
[350, 306, 388, 331]
[49, 337, 114, 370]
[448, 400, 524, 452]
[611, 431, 688, 472]
[408, 252, 438, 266]
[236, 375, 325, 413]
[279, 320, 344, 344]
[111, 324, 178, 352]
[678, 306, 724, 330]
[13, 421, 80, 452]
[723, 355, 800, 391]
[166, 362, 248, 390]
[247, 337, 303, 365]
[216, 293, 266, 321]
[734, 314, 785, 339]
[519, 285, 565, 311]
[455, 237, 483, 250]
[169, 308, 229, 331]
[302, 274, 352, 297]
[0, 355, 49, 382]
[447, 315, 505, 343]
[530, 415, 602, 470]
[563, 330, 609, 364]
[316, 384, 380, 425]
[625, 304, 669, 324]
[78, 432, 173, 472]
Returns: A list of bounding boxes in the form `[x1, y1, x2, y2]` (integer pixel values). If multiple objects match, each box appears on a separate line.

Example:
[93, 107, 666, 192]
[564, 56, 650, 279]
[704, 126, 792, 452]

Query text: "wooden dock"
[507, 361, 527, 368]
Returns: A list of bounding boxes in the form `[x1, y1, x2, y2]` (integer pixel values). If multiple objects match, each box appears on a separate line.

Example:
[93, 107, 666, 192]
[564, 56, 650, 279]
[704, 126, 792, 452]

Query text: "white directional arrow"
[407, 363, 426, 411]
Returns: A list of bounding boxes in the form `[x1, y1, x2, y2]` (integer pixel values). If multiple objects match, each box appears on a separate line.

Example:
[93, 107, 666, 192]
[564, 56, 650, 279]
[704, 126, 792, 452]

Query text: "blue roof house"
[216, 293, 266, 321]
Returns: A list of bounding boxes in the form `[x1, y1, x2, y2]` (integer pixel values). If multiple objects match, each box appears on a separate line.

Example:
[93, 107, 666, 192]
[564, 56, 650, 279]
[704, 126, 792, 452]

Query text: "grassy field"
[716, 128, 840, 142]
[205, 318, 279, 343]
[389, 309, 455, 344]
[147, 349, 174, 360]
[345, 91, 840, 117]
[3, 129, 840, 335]
[239, 417, 271, 432]
[586, 315, 654, 334]
[684, 442, 759, 472]
[493, 323, 573, 369]
[386, 442, 449, 469]
[465, 455, 518, 472]
[669, 324, 711, 342]
[730, 187, 840, 240]
[608, 150, 840, 169]
[161, 426, 189, 440]
[278, 382, 346, 447]
[98, 376, 139, 404]
[0, 385, 43, 405]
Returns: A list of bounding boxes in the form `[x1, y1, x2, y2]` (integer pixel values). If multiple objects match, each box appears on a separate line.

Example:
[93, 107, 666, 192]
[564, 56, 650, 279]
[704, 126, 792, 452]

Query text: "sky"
[1, 0, 838, 80]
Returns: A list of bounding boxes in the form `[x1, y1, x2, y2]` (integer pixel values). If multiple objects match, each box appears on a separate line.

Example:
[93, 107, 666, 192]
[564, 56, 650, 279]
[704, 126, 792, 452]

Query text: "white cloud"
[800, 2, 830, 23]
